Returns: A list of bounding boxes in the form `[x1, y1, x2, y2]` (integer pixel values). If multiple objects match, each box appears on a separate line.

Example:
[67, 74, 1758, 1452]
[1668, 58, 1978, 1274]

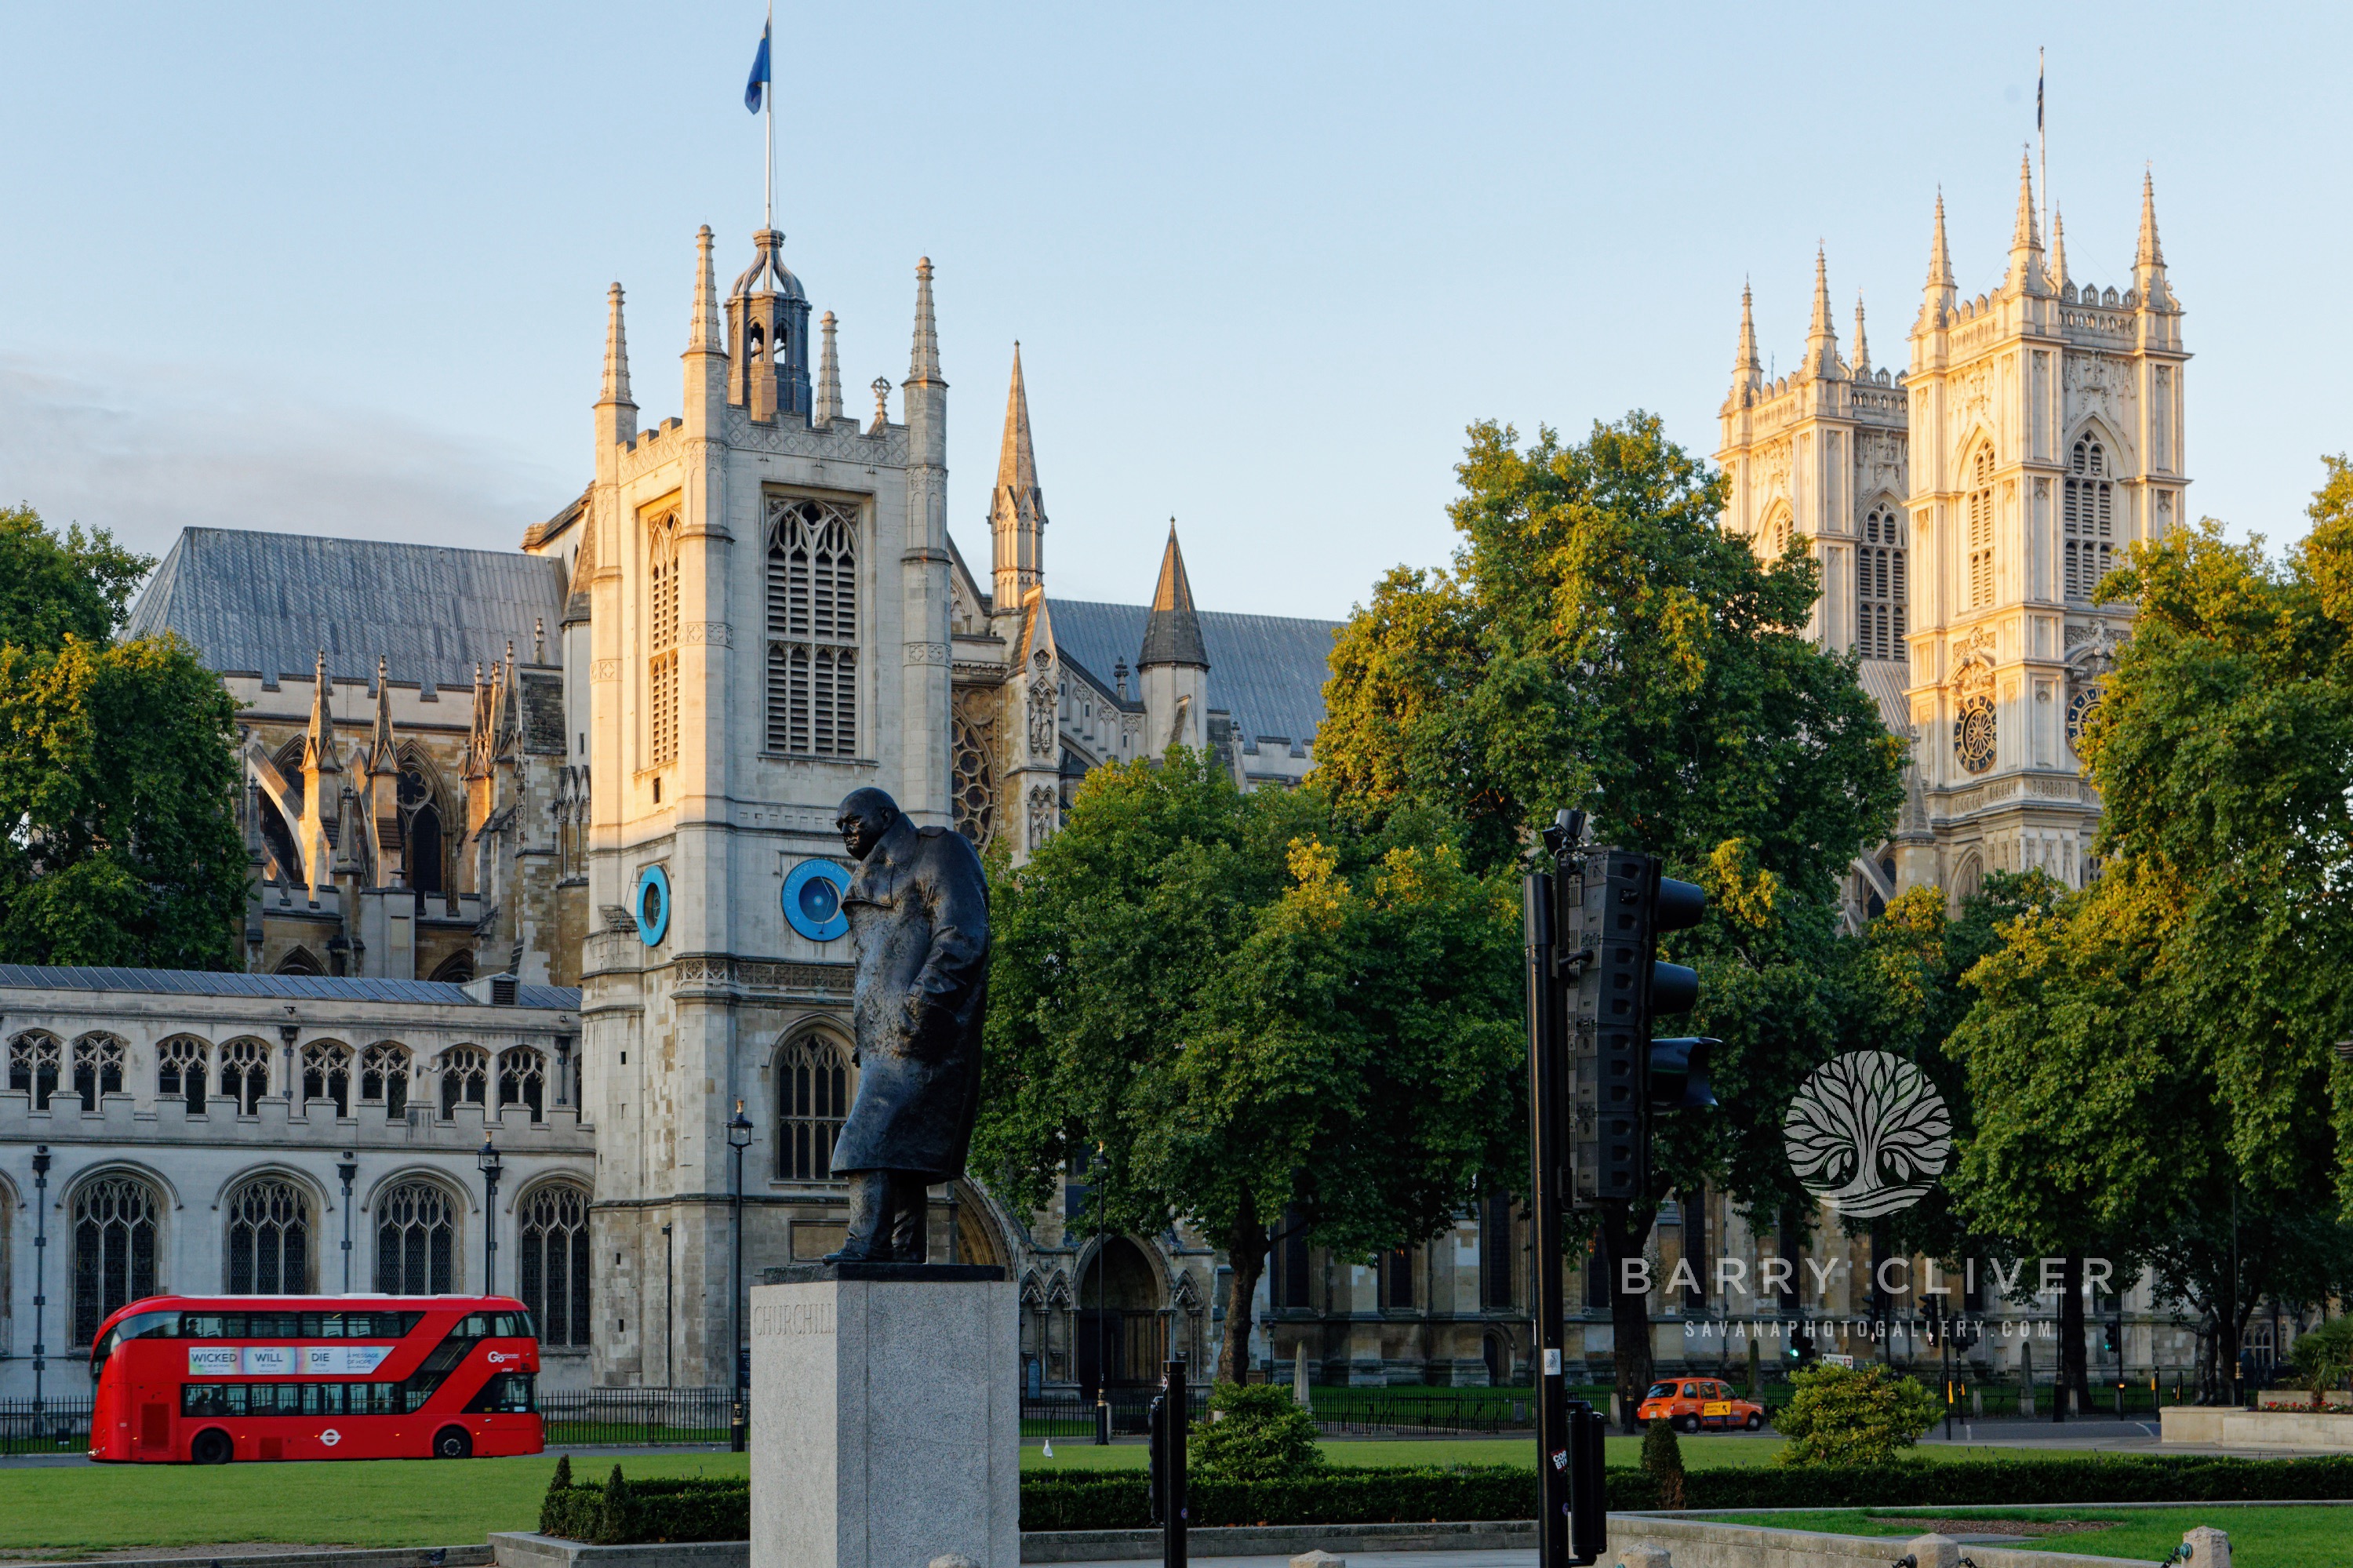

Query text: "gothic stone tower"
[1722, 159, 2188, 909]
[569, 227, 953, 1387]
[1903, 164, 2187, 897]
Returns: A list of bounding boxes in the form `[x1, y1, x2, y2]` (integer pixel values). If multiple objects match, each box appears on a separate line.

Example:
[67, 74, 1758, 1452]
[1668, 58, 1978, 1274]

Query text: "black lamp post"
[478, 1139, 504, 1296]
[727, 1100, 754, 1453]
[31, 1144, 50, 1424]
[336, 1151, 358, 1293]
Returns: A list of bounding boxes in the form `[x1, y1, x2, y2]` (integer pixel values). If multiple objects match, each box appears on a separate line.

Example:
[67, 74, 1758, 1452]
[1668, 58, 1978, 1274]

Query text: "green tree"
[0, 506, 152, 652]
[1769, 1362, 1938, 1467]
[973, 751, 1523, 1383]
[2291, 1315, 2353, 1410]
[0, 633, 247, 968]
[1189, 1382, 1325, 1480]
[1315, 416, 1908, 1418]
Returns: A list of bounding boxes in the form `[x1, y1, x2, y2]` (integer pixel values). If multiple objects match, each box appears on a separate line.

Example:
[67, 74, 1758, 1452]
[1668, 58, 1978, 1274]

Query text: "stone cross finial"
[871, 376, 893, 431]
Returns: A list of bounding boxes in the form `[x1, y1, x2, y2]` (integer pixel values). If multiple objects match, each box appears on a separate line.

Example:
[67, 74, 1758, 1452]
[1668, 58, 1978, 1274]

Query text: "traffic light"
[1558, 846, 1708, 1202]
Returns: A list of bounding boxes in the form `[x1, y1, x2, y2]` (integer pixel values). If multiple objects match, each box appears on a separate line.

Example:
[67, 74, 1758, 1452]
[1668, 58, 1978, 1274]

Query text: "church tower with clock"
[1718, 158, 2189, 916]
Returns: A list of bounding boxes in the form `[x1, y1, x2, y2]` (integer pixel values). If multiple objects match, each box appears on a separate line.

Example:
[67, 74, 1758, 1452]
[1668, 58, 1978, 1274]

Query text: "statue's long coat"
[830, 816, 991, 1181]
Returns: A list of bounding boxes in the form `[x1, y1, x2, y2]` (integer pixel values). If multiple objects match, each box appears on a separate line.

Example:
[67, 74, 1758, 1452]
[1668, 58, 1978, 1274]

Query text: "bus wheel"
[432, 1426, 473, 1460]
[191, 1429, 233, 1465]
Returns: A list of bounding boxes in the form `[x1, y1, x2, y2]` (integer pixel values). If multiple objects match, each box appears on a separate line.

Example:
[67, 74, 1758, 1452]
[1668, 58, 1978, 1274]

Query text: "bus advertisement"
[88, 1294, 544, 1463]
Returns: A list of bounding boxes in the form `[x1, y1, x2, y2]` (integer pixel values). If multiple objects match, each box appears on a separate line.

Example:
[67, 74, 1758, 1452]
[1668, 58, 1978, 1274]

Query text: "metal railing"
[538, 1388, 732, 1446]
[0, 1398, 93, 1456]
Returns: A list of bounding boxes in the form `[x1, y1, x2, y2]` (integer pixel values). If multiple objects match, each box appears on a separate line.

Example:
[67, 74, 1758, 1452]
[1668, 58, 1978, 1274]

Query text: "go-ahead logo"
[1783, 1050, 1951, 1217]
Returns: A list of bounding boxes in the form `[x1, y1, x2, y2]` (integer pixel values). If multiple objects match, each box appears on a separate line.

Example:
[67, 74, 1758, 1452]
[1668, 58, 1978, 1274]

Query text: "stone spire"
[1733, 279, 1761, 390]
[1138, 522, 1208, 670]
[814, 310, 842, 423]
[600, 284, 634, 410]
[2137, 169, 2166, 269]
[1921, 190, 1956, 327]
[2049, 209, 2069, 293]
[368, 657, 398, 775]
[990, 343, 1046, 606]
[2005, 150, 2048, 296]
[2135, 170, 2172, 310]
[1852, 293, 1870, 375]
[304, 652, 340, 776]
[688, 226, 722, 355]
[1804, 246, 1841, 377]
[907, 256, 942, 388]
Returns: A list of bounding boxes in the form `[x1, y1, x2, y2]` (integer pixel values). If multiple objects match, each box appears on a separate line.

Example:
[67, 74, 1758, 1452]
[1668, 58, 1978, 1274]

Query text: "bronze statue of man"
[825, 786, 991, 1264]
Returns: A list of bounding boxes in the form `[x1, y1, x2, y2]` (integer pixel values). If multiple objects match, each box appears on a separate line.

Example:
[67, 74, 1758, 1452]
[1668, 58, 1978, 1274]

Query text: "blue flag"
[745, 22, 771, 114]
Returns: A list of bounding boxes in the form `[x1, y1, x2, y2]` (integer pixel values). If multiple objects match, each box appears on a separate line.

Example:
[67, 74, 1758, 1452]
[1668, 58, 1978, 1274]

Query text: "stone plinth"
[751, 1262, 1015, 1568]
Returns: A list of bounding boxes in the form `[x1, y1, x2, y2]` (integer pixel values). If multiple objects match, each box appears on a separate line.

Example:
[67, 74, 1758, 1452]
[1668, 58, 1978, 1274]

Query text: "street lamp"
[31, 1145, 50, 1424]
[478, 1139, 504, 1296]
[336, 1151, 358, 1293]
[727, 1101, 754, 1453]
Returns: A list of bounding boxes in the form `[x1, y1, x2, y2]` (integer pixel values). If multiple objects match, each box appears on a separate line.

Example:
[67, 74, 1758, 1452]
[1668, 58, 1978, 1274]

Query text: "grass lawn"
[0, 1453, 746, 1556]
[1692, 1505, 2353, 1566]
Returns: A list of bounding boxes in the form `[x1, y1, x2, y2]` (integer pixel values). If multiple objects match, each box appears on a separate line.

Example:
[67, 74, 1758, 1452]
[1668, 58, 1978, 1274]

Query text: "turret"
[1920, 191, 1956, 331]
[596, 282, 637, 447]
[2049, 209, 2069, 297]
[1804, 246, 1842, 379]
[726, 227, 812, 423]
[298, 651, 340, 905]
[990, 343, 1046, 606]
[2136, 171, 2172, 311]
[1852, 293, 1871, 376]
[366, 657, 403, 887]
[2003, 151, 2049, 297]
[684, 225, 728, 431]
[1138, 522, 1209, 755]
[814, 309, 842, 424]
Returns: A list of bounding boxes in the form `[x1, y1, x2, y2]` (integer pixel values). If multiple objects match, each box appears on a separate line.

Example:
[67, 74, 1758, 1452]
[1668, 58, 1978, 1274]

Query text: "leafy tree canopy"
[0, 505, 152, 653]
[973, 751, 1522, 1382]
[1769, 1363, 1939, 1467]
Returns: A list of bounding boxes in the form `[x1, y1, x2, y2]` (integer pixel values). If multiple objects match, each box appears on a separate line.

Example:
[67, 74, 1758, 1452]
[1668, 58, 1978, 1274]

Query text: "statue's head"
[835, 788, 901, 861]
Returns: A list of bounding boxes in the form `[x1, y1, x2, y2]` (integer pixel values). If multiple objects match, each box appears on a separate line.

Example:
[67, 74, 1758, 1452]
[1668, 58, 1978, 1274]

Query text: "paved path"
[1048, 1554, 1538, 1568]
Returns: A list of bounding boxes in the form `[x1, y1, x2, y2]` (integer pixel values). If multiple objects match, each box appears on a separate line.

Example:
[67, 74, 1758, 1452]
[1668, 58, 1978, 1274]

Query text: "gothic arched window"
[1966, 446, 1996, 608]
[217, 1039, 271, 1115]
[517, 1184, 591, 1348]
[7, 1031, 62, 1111]
[360, 1042, 410, 1118]
[374, 1181, 454, 1295]
[157, 1036, 209, 1113]
[73, 1175, 159, 1344]
[398, 765, 445, 896]
[1856, 504, 1907, 660]
[2064, 438, 2116, 602]
[70, 1035, 125, 1111]
[951, 706, 995, 846]
[225, 1177, 311, 1295]
[777, 1034, 852, 1181]
[496, 1047, 544, 1120]
[439, 1046, 489, 1119]
[766, 495, 860, 758]
[301, 1041, 351, 1117]
[647, 510, 680, 767]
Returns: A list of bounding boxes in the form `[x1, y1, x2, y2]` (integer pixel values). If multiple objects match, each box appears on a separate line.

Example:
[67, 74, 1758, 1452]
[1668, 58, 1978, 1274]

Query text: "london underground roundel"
[783, 859, 851, 942]
[634, 865, 671, 946]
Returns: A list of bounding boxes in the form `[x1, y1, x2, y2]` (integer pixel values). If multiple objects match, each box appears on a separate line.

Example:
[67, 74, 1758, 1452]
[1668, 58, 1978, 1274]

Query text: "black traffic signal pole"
[1523, 866, 1578, 1568]
[1152, 1356, 1188, 1568]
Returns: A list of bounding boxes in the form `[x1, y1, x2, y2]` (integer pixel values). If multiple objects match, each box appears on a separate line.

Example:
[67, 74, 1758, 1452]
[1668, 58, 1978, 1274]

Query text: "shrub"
[2293, 1317, 2353, 1410]
[538, 1455, 573, 1534]
[1639, 1420, 1685, 1508]
[537, 1473, 751, 1544]
[1769, 1364, 1938, 1467]
[1191, 1381, 1326, 1481]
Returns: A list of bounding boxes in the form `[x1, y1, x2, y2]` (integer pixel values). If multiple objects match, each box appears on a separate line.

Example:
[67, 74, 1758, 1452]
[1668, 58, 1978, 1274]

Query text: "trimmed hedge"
[540, 1477, 751, 1544]
[540, 1455, 2353, 1543]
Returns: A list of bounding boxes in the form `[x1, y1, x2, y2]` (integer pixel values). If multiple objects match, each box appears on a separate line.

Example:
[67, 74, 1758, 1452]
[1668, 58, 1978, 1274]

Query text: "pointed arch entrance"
[1075, 1236, 1166, 1394]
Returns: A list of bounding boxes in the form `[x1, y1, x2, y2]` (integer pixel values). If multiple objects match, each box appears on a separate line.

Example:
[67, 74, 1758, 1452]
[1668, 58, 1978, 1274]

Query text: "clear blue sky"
[3, 2, 2345, 621]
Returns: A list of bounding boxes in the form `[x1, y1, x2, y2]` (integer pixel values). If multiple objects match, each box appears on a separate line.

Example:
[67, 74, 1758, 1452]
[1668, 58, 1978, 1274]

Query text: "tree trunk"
[1601, 1202, 1656, 1432]
[2056, 1253, 2086, 1421]
[1218, 1191, 1267, 1386]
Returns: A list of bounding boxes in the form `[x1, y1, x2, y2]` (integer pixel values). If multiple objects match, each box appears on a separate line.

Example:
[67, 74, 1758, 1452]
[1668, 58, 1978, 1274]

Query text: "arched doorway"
[1076, 1236, 1165, 1395]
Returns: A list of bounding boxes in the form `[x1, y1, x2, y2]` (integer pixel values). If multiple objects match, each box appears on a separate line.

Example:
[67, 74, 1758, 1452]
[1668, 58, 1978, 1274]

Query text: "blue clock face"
[633, 865, 671, 947]
[783, 859, 851, 942]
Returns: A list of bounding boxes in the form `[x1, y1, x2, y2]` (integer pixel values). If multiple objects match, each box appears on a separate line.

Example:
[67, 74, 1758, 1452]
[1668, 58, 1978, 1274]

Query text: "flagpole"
[764, 1, 775, 234]
[2038, 46, 2047, 246]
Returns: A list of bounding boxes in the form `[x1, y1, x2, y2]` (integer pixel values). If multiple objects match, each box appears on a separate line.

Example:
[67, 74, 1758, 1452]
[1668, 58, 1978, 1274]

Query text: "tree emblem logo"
[1783, 1050, 1951, 1217]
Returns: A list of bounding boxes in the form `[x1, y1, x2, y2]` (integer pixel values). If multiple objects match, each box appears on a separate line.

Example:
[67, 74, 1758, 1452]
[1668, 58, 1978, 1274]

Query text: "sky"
[3, 2, 2348, 623]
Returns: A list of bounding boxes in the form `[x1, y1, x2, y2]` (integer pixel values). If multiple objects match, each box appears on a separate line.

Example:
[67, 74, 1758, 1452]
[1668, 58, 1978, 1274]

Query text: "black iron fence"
[0, 1397, 93, 1457]
[538, 1388, 732, 1446]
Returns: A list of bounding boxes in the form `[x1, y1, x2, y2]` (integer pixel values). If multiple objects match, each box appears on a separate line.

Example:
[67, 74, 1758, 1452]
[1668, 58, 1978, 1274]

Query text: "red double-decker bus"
[88, 1294, 542, 1463]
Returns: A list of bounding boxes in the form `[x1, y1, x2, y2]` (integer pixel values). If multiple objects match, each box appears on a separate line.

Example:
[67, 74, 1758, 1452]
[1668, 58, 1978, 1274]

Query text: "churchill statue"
[824, 787, 991, 1264]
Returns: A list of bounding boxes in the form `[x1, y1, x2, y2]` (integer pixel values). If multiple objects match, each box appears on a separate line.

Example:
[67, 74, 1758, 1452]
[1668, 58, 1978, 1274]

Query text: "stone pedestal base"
[751, 1262, 1016, 1568]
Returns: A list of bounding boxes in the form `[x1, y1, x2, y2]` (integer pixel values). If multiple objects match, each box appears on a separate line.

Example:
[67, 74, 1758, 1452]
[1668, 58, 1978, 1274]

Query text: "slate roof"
[0, 965, 580, 1011]
[1857, 659, 1911, 736]
[126, 528, 566, 690]
[1046, 598, 1342, 748]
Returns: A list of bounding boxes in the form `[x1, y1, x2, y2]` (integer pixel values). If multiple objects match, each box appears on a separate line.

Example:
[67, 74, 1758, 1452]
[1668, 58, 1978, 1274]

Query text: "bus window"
[465, 1373, 536, 1413]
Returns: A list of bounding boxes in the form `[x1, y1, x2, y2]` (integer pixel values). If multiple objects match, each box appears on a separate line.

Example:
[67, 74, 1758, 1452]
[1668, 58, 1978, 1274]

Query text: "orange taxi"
[1636, 1376, 1766, 1433]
